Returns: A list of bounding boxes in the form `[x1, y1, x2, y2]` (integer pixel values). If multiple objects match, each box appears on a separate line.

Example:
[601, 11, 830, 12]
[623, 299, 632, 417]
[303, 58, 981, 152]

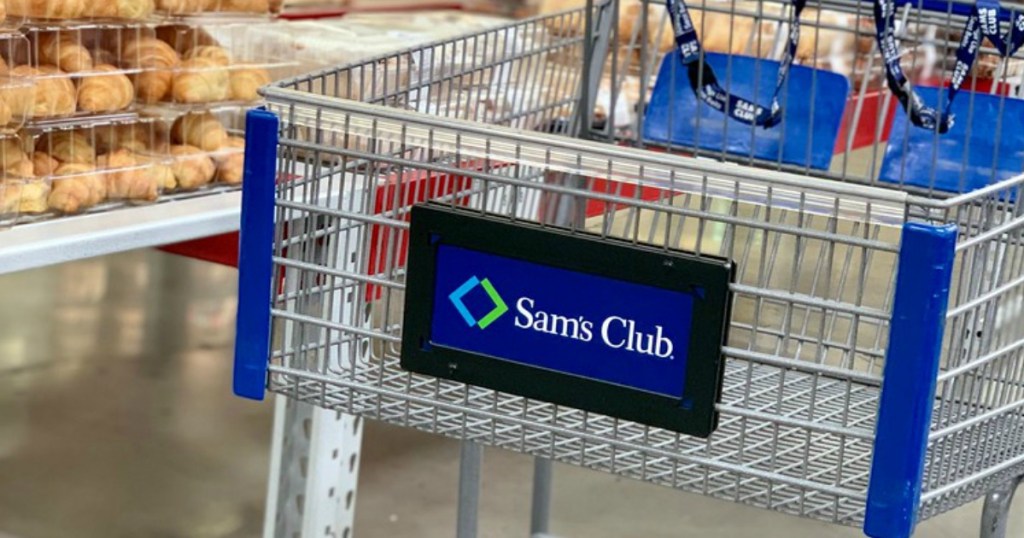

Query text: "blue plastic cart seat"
[643, 51, 851, 171]
[880, 86, 1024, 194]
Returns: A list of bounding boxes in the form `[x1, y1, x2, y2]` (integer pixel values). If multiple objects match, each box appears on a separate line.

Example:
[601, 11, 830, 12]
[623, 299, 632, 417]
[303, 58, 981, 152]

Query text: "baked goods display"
[156, 0, 279, 16]
[0, 112, 246, 217]
[3, 0, 275, 21]
[13, 27, 277, 110]
[0, 0, 274, 228]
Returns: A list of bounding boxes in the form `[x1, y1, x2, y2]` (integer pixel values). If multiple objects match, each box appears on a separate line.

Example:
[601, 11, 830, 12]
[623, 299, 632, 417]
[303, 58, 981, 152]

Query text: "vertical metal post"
[980, 475, 1024, 538]
[456, 441, 483, 538]
[263, 184, 368, 538]
[530, 458, 554, 538]
[264, 400, 364, 538]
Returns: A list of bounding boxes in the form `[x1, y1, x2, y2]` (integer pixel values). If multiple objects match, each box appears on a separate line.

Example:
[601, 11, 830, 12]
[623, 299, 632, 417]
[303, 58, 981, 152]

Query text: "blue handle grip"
[864, 222, 958, 538]
[233, 108, 279, 401]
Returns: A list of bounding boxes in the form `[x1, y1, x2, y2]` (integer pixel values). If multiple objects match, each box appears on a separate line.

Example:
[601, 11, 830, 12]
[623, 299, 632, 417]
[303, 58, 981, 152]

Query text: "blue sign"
[402, 205, 733, 436]
[429, 245, 696, 398]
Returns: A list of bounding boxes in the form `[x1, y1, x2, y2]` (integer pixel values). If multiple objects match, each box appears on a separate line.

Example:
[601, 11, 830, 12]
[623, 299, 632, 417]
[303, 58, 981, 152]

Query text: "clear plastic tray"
[154, 0, 283, 18]
[4, 25, 285, 123]
[28, 118, 172, 213]
[0, 34, 36, 131]
[7, 0, 157, 23]
[4, 0, 281, 24]
[11, 26, 156, 122]
[165, 107, 245, 190]
[151, 24, 289, 107]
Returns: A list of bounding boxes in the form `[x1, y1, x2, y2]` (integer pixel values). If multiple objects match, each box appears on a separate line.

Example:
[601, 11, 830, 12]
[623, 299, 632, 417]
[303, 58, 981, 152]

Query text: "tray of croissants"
[0, 0, 283, 24]
[0, 109, 246, 222]
[0, 24, 287, 130]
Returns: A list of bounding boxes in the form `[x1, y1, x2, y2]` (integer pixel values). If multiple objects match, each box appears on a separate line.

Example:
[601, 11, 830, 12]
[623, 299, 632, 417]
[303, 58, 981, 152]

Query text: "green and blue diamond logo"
[449, 276, 508, 329]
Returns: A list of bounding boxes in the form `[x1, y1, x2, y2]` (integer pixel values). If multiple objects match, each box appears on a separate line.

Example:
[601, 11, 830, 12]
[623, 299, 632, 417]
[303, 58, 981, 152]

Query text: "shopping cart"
[233, 0, 1024, 536]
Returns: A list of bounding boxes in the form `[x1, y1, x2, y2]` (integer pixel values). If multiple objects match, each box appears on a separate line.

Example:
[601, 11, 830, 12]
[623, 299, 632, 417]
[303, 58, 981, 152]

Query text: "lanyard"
[875, 0, 1024, 133]
[666, 0, 806, 128]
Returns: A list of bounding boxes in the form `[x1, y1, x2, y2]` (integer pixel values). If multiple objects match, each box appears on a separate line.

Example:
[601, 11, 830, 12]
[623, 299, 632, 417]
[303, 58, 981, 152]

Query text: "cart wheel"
[981, 474, 1024, 538]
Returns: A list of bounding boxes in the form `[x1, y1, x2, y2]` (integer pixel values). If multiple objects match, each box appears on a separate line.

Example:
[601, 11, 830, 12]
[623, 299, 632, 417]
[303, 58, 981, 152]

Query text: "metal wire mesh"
[258, 0, 1024, 528]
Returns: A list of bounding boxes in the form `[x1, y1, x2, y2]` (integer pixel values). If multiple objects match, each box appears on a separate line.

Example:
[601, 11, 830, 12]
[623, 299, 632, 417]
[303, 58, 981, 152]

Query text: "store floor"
[0, 250, 1020, 538]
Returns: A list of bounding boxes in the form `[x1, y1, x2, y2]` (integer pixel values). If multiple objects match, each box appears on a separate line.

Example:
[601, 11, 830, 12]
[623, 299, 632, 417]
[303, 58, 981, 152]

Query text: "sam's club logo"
[447, 274, 675, 359]
[449, 276, 509, 330]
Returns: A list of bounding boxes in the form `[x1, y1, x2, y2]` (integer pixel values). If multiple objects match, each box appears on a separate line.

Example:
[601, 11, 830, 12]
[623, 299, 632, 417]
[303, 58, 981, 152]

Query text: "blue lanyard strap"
[976, 0, 1024, 55]
[875, 0, 1024, 134]
[666, 0, 806, 128]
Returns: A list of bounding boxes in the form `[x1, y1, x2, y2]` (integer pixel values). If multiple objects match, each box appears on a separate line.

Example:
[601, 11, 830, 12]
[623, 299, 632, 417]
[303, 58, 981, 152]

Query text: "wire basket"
[235, 1, 1024, 536]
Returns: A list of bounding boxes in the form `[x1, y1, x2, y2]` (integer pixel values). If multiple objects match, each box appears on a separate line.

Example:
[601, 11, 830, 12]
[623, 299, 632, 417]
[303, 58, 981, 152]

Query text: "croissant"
[616, 2, 676, 54]
[171, 58, 229, 103]
[216, 151, 243, 184]
[229, 67, 270, 102]
[48, 163, 106, 213]
[96, 123, 155, 153]
[157, 26, 219, 50]
[0, 137, 29, 172]
[99, 149, 158, 201]
[0, 79, 33, 126]
[170, 144, 215, 190]
[12, 66, 75, 118]
[32, 152, 59, 176]
[123, 38, 180, 104]
[219, 0, 269, 12]
[172, 112, 227, 151]
[38, 33, 94, 73]
[0, 183, 17, 215]
[2, 179, 49, 214]
[223, 135, 243, 149]
[183, 46, 231, 66]
[9, 159, 32, 178]
[84, 0, 155, 19]
[7, 0, 87, 19]
[148, 162, 177, 191]
[38, 131, 95, 164]
[214, 135, 244, 184]
[156, 0, 212, 14]
[77, 64, 135, 113]
[92, 49, 120, 66]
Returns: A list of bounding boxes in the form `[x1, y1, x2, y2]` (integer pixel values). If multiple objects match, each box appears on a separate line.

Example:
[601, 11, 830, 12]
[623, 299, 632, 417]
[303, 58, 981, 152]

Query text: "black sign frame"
[400, 204, 735, 437]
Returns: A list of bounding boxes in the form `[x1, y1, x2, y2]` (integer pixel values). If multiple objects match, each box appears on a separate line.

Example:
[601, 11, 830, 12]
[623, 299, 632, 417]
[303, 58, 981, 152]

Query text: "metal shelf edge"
[0, 191, 243, 275]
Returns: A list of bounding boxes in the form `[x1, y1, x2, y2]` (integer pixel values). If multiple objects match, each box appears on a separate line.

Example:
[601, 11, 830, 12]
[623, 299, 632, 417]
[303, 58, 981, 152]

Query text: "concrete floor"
[0, 250, 1021, 538]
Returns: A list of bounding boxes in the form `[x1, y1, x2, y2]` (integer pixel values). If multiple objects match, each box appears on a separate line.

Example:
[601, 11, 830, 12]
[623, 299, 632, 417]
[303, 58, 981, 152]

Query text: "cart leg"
[457, 441, 483, 538]
[264, 397, 364, 538]
[530, 458, 555, 538]
[980, 474, 1024, 538]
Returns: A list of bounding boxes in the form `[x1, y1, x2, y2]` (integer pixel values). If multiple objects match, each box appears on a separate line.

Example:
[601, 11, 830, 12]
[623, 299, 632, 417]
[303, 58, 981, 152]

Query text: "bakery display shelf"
[3, 0, 281, 28]
[0, 184, 241, 274]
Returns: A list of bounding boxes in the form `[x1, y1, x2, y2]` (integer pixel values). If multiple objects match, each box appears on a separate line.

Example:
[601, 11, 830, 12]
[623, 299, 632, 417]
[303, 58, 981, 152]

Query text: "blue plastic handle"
[233, 108, 279, 401]
[864, 222, 958, 538]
